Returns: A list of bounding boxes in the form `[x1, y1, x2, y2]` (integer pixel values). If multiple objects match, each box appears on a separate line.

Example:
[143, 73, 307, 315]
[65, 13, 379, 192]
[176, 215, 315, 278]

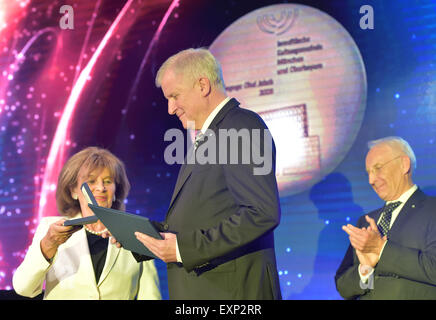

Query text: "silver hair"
[368, 136, 417, 172]
[155, 48, 225, 90]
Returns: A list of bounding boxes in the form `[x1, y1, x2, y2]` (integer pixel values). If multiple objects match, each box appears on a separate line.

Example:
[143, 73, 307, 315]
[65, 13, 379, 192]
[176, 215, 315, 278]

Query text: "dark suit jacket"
[335, 188, 436, 299]
[137, 98, 282, 299]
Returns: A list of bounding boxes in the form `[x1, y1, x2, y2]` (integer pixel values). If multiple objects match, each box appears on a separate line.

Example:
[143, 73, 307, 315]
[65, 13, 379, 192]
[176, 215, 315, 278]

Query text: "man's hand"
[342, 215, 387, 256]
[135, 232, 178, 263]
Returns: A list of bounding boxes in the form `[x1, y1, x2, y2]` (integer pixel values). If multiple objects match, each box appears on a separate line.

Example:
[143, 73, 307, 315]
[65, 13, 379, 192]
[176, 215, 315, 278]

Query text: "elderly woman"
[12, 147, 161, 300]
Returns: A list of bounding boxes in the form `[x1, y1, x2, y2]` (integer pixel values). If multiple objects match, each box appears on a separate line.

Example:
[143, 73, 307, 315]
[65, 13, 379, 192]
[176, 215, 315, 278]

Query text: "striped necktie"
[194, 131, 205, 150]
[378, 201, 401, 236]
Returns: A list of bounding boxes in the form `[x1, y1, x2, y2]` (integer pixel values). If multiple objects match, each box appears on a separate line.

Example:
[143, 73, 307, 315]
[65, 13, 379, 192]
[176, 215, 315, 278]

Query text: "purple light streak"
[37, 0, 139, 221]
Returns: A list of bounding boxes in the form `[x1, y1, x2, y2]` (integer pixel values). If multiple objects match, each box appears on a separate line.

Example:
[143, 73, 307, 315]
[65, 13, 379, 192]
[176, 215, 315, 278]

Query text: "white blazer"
[13, 215, 161, 300]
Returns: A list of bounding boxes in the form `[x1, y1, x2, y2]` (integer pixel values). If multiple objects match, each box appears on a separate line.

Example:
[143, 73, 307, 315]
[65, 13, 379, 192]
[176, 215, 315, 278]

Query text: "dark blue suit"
[335, 188, 436, 299]
[136, 98, 282, 299]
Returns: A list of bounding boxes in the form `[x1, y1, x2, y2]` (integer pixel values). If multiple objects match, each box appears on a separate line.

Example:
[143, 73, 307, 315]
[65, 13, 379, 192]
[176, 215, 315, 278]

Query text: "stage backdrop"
[0, 0, 435, 299]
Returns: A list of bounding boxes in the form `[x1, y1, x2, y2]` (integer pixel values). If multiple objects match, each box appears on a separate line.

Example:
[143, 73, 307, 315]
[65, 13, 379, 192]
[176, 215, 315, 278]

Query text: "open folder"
[63, 215, 99, 226]
[68, 182, 162, 259]
[64, 183, 99, 226]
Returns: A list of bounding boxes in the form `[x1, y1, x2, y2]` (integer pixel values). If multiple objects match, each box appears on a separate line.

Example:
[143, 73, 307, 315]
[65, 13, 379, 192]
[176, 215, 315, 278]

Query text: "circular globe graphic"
[210, 4, 367, 196]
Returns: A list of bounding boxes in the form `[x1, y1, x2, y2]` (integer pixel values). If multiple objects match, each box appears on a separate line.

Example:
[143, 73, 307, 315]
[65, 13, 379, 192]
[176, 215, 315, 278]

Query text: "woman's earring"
[72, 194, 78, 200]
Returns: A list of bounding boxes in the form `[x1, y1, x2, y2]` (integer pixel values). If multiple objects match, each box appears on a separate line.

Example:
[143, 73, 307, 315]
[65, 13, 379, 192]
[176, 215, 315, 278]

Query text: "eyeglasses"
[367, 156, 402, 176]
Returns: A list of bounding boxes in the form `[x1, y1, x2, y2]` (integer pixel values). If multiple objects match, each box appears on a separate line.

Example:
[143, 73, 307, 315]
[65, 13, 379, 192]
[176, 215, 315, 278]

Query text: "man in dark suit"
[134, 48, 282, 299]
[335, 136, 436, 299]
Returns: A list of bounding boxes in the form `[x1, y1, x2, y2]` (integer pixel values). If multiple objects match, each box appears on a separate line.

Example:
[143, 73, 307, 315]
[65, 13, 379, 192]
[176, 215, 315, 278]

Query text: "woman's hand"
[40, 219, 81, 261]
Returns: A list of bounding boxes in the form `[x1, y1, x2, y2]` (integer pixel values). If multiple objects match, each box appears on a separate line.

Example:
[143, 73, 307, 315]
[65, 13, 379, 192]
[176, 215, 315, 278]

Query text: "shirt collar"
[200, 96, 231, 134]
[386, 184, 417, 205]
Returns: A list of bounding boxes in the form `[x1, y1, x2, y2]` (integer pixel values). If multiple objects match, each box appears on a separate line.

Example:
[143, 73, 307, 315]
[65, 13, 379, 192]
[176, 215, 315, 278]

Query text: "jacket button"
[163, 224, 169, 231]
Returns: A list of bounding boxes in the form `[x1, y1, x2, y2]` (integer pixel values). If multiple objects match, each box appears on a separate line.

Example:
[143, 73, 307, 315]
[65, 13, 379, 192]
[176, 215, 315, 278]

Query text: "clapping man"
[335, 136, 436, 299]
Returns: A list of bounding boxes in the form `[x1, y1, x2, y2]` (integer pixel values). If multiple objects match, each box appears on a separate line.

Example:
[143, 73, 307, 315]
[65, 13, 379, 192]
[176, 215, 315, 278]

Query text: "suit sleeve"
[177, 113, 280, 272]
[376, 226, 436, 286]
[335, 244, 369, 299]
[335, 215, 370, 299]
[12, 218, 56, 298]
[373, 195, 436, 286]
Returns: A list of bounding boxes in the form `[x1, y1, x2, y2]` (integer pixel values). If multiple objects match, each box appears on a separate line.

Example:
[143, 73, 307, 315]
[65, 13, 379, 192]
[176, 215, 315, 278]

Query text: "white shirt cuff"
[175, 236, 182, 263]
[358, 264, 374, 283]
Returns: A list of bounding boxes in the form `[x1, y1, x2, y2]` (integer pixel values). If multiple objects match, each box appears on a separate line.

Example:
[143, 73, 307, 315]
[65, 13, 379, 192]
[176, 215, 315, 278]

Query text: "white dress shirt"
[199, 97, 231, 134]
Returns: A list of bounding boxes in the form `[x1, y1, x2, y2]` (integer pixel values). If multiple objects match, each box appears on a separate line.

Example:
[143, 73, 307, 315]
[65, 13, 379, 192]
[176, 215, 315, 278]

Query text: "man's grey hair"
[368, 136, 417, 172]
[155, 48, 225, 90]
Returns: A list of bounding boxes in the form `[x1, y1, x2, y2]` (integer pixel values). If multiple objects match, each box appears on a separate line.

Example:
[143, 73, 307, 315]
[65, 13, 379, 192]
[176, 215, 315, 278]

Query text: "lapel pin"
[411, 204, 415, 208]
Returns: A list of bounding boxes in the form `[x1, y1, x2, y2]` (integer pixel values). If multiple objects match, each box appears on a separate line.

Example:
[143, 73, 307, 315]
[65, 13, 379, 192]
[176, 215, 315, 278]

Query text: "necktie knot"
[385, 201, 402, 213]
[378, 201, 402, 237]
[194, 131, 205, 149]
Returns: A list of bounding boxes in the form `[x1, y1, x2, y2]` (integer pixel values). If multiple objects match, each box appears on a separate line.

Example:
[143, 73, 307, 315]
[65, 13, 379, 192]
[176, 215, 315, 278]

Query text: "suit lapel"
[97, 241, 121, 286]
[388, 188, 425, 236]
[207, 98, 239, 131]
[73, 228, 99, 286]
[167, 150, 194, 212]
[370, 207, 384, 225]
[66, 222, 121, 287]
[165, 98, 240, 219]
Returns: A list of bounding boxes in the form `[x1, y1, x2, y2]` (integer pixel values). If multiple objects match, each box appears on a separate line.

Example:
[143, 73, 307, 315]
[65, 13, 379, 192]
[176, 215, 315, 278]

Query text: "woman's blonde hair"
[56, 147, 130, 217]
